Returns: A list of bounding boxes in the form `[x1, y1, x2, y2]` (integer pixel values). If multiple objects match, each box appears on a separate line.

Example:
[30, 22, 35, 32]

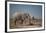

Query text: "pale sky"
[10, 4, 42, 19]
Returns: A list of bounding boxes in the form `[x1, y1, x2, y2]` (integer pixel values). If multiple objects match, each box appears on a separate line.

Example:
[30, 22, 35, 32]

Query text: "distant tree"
[32, 16, 35, 20]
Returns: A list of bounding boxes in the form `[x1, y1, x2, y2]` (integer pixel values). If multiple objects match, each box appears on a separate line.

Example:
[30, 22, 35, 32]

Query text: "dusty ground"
[10, 20, 42, 29]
